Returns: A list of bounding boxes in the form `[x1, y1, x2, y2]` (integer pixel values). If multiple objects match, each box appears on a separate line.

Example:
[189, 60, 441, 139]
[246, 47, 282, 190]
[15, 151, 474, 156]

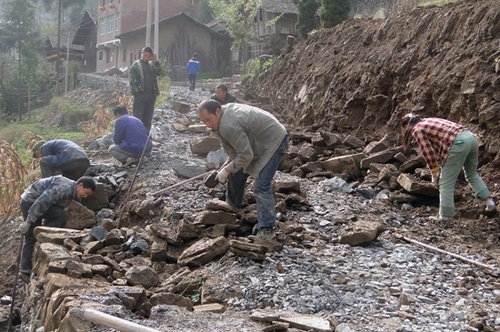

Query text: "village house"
[95, 0, 200, 73]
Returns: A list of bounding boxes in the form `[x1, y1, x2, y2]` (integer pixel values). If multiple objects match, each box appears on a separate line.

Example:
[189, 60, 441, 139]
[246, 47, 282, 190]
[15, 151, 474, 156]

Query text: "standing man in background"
[186, 53, 200, 91]
[32, 139, 90, 180]
[129, 47, 163, 132]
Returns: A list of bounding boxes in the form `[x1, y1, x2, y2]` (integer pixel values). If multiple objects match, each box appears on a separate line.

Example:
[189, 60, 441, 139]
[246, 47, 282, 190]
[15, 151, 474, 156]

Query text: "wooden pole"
[401, 236, 497, 271]
[81, 309, 160, 332]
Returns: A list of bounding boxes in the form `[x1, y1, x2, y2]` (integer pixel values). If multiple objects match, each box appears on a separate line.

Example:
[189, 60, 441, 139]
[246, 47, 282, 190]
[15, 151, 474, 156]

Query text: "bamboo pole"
[81, 309, 160, 332]
[401, 236, 497, 271]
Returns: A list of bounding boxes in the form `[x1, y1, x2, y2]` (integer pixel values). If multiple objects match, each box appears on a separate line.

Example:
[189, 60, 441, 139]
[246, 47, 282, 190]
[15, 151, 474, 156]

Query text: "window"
[106, 49, 111, 63]
[115, 13, 120, 32]
[98, 51, 103, 61]
[106, 15, 113, 33]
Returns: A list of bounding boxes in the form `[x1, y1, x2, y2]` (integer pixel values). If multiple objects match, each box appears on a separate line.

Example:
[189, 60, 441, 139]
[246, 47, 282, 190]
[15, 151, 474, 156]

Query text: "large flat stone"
[150, 292, 193, 310]
[35, 227, 86, 245]
[178, 236, 229, 267]
[189, 136, 221, 156]
[172, 100, 192, 113]
[397, 173, 439, 197]
[322, 153, 365, 175]
[125, 266, 159, 289]
[338, 220, 385, 246]
[66, 201, 96, 230]
[279, 314, 333, 332]
[194, 210, 237, 225]
[360, 147, 403, 169]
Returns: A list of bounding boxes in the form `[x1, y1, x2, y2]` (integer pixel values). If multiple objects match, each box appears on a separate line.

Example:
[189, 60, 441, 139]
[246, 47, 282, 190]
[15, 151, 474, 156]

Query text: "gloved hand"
[431, 169, 440, 186]
[20, 221, 31, 235]
[216, 167, 231, 184]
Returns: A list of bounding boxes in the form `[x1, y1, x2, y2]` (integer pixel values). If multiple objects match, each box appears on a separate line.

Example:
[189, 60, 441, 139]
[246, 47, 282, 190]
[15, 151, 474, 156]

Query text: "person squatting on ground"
[401, 113, 496, 220]
[32, 139, 90, 180]
[108, 105, 152, 166]
[198, 100, 288, 239]
[211, 84, 237, 105]
[129, 46, 163, 132]
[19, 175, 96, 279]
[186, 53, 200, 91]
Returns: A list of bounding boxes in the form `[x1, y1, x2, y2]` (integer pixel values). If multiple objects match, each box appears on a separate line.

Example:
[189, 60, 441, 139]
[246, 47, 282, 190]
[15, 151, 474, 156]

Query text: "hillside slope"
[246, 0, 499, 154]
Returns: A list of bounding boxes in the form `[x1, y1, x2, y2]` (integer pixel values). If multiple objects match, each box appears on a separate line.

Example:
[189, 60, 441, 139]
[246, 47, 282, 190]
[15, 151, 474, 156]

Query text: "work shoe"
[485, 199, 496, 213]
[19, 272, 30, 284]
[256, 228, 276, 239]
[124, 157, 139, 167]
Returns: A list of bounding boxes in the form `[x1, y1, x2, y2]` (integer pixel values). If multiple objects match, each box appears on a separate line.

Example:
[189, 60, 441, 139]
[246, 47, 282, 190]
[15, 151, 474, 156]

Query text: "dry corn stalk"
[0, 140, 27, 216]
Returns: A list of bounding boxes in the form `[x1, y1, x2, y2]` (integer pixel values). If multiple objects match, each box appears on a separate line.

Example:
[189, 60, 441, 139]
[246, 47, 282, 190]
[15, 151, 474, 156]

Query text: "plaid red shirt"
[411, 118, 466, 170]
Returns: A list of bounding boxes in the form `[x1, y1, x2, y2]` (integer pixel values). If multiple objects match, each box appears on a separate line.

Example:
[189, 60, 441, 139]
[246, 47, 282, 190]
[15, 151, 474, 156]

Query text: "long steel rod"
[402, 236, 496, 271]
[151, 171, 212, 196]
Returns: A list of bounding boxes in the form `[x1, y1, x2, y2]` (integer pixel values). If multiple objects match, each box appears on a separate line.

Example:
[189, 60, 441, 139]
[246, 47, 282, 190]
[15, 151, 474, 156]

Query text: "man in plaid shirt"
[401, 114, 496, 220]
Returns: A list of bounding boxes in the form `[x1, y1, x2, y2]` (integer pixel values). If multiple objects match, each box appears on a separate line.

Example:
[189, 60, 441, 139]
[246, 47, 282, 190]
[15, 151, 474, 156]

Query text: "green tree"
[294, 0, 320, 39]
[198, 0, 214, 23]
[209, 0, 262, 71]
[0, 0, 42, 120]
[320, 0, 351, 28]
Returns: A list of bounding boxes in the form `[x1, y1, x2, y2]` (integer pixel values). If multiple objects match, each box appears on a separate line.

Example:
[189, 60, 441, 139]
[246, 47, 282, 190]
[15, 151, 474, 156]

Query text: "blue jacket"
[40, 139, 88, 167]
[186, 57, 200, 75]
[114, 115, 152, 156]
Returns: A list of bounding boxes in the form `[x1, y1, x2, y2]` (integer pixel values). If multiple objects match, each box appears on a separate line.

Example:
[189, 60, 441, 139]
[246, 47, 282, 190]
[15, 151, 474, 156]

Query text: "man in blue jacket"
[32, 139, 90, 180]
[19, 175, 96, 279]
[108, 105, 152, 166]
[186, 53, 200, 91]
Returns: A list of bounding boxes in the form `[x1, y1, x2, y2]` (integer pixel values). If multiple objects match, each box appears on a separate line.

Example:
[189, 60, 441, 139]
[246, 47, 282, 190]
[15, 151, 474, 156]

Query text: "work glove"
[431, 168, 440, 186]
[20, 221, 31, 235]
[216, 167, 231, 184]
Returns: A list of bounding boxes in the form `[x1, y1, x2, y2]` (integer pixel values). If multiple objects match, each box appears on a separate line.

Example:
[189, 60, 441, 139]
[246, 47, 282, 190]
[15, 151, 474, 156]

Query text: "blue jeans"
[227, 136, 288, 229]
[439, 131, 490, 217]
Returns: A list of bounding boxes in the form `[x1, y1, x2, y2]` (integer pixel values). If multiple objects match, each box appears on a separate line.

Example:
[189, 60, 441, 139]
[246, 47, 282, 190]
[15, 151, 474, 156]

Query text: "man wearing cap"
[32, 139, 90, 180]
[18, 175, 96, 280]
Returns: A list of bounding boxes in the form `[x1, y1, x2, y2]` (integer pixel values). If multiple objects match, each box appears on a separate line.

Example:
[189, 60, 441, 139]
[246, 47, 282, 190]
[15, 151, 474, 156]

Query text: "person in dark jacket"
[129, 46, 163, 132]
[19, 175, 96, 278]
[32, 139, 90, 180]
[186, 53, 200, 91]
[108, 105, 152, 166]
[211, 84, 237, 105]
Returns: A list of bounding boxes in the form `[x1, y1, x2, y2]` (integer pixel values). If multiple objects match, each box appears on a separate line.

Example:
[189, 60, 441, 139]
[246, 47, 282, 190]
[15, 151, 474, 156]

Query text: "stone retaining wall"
[77, 73, 129, 93]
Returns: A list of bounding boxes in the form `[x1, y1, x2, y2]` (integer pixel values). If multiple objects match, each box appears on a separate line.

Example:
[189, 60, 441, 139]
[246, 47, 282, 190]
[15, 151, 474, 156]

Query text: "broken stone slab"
[189, 136, 221, 156]
[150, 292, 193, 310]
[205, 199, 238, 213]
[297, 143, 318, 162]
[149, 224, 181, 245]
[172, 100, 192, 113]
[174, 220, 201, 241]
[363, 140, 389, 155]
[128, 198, 161, 218]
[229, 239, 268, 261]
[63, 238, 82, 252]
[83, 241, 104, 255]
[360, 147, 403, 169]
[397, 173, 439, 197]
[65, 260, 93, 278]
[378, 164, 400, 182]
[263, 322, 290, 332]
[274, 181, 302, 195]
[399, 155, 426, 173]
[34, 227, 87, 245]
[250, 311, 281, 323]
[338, 220, 385, 246]
[343, 135, 365, 149]
[151, 237, 169, 262]
[172, 123, 188, 132]
[188, 124, 207, 133]
[193, 303, 225, 313]
[311, 136, 325, 147]
[125, 265, 159, 289]
[66, 201, 96, 230]
[92, 264, 113, 277]
[105, 229, 125, 246]
[193, 210, 237, 225]
[278, 314, 333, 332]
[320, 131, 343, 148]
[177, 236, 229, 267]
[322, 153, 365, 175]
[172, 163, 206, 179]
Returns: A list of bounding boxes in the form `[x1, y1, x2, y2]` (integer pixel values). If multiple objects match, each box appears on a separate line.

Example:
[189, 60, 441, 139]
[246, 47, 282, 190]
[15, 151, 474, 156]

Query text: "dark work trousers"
[20, 200, 68, 273]
[40, 158, 90, 180]
[133, 93, 156, 132]
[188, 74, 197, 91]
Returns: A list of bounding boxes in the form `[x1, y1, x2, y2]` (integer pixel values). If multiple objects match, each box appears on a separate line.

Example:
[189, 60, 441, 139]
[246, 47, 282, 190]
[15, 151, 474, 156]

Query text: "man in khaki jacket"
[198, 100, 288, 239]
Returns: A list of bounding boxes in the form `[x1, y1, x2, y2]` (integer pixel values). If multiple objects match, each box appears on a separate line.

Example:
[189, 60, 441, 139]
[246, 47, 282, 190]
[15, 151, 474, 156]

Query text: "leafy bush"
[244, 58, 274, 82]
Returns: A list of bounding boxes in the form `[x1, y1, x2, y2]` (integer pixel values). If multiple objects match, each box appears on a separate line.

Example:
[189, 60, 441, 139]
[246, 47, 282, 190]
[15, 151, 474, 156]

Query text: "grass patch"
[418, 0, 460, 7]
[0, 97, 91, 167]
